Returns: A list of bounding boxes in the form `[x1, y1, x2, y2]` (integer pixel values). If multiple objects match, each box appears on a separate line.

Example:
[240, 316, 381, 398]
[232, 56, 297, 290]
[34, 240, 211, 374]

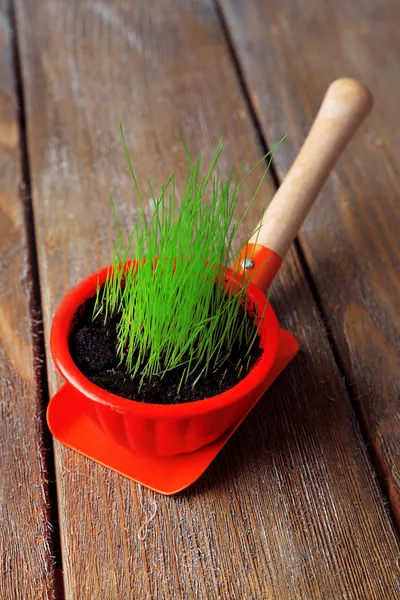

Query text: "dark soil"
[69, 293, 263, 404]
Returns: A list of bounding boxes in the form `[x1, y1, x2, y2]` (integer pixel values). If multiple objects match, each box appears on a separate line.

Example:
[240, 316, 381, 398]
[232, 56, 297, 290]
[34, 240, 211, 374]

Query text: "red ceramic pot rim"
[50, 265, 280, 418]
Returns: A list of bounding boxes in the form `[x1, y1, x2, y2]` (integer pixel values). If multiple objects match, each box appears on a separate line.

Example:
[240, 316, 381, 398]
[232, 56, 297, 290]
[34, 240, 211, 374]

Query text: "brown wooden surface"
[10, 0, 400, 598]
[0, 1, 56, 598]
[219, 0, 400, 531]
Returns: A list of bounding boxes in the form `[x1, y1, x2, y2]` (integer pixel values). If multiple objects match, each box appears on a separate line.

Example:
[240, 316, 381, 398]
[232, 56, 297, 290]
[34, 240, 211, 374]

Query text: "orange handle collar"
[233, 243, 282, 293]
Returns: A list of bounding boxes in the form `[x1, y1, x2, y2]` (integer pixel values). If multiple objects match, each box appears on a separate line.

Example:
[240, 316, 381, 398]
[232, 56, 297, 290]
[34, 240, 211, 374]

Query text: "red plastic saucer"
[47, 329, 298, 495]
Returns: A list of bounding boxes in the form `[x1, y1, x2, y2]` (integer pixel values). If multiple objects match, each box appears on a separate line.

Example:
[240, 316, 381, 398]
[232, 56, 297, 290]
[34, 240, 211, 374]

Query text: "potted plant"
[47, 79, 372, 493]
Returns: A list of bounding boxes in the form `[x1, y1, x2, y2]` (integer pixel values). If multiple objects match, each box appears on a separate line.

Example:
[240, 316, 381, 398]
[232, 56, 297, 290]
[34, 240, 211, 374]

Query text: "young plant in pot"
[48, 79, 372, 494]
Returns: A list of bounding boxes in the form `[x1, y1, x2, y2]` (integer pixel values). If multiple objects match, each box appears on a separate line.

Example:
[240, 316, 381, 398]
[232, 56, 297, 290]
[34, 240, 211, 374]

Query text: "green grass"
[93, 125, 281, 390]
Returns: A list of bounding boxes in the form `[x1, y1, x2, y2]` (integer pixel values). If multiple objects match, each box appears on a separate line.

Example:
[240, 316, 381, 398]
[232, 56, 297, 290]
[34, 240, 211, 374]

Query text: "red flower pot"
[49, 264, 280, 457]
[46, 79, 372, 490]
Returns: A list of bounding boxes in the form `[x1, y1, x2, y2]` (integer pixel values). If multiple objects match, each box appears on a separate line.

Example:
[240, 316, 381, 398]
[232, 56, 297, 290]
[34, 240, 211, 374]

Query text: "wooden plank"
[218, 0, 400, 532]
[0, 1, 56, 599]
[15, 0, 400, 598]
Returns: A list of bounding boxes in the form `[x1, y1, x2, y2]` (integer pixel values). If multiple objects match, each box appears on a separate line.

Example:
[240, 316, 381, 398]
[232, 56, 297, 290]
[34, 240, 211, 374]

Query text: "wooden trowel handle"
[236, 78, 373, 291]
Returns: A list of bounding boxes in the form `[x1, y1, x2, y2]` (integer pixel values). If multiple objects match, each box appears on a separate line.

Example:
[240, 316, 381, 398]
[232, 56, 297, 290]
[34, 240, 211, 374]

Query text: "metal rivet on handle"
[241, 258, 254, 270]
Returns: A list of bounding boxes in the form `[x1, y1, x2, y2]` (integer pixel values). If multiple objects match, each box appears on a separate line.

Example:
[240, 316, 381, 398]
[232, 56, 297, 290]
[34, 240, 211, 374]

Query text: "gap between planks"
[9, 0, 65, 594]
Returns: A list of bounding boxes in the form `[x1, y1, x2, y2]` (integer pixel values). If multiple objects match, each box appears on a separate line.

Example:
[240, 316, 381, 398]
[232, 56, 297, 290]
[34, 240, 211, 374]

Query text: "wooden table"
[2, 1, 400, 598]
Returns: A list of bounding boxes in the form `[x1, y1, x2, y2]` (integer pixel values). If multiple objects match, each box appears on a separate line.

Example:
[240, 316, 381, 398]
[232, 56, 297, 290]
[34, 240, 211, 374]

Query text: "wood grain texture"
[0, 1, 56, 598]
[218, 0, 400, 532]
[15, 0, 400, 598]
